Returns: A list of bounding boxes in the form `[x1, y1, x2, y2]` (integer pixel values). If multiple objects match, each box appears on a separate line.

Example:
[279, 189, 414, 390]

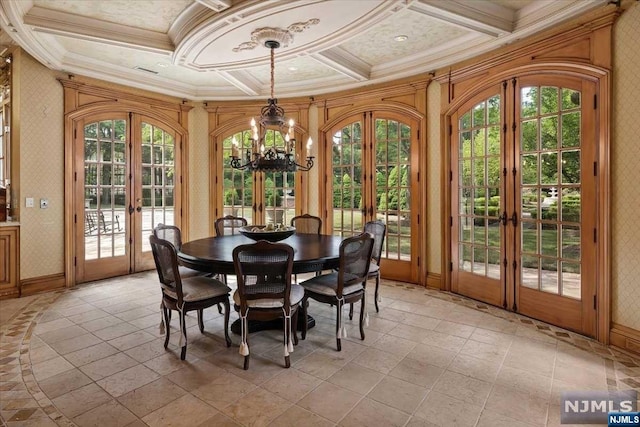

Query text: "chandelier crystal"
[230, 38, 314, 173]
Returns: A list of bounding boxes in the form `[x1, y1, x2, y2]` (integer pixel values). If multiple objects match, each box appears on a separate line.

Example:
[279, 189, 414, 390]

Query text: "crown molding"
[24, 6, 173, 54]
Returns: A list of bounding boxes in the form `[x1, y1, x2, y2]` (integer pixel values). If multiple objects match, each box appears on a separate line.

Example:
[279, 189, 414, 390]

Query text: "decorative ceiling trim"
[216, 69, 261, 96]
[409, 0, 514, 37]
[232, 19, 320, 52]
[24, 6, 174, 54]
[194, 0, 232, 13]
[311, 47, 370, 82]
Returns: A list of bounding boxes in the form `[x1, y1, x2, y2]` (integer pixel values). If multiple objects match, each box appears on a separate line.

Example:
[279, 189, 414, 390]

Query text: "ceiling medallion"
[232, 19, 320, 52]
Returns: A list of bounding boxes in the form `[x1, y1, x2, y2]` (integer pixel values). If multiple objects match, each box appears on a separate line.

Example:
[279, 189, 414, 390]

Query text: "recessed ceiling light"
[156, 62, 169, 68]
[288, 66, 298, 71]
[394, 35, 408, 42]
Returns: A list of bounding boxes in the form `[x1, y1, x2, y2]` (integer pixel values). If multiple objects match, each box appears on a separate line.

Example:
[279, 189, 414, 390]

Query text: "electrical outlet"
[26, 197, 34, 208]
[40, 199, 49, 209]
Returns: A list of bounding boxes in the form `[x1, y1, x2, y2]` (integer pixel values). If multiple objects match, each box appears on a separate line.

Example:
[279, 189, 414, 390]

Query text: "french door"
[74, 113, 182, 282]
[326, 112, 419, 283]
[451, 76, 597, 336]
[219, 129, 295, 226]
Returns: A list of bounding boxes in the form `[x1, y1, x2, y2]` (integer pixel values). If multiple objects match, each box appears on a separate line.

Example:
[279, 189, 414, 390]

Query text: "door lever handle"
[510, 212, 518, 227]
[499, 211, 507, 226]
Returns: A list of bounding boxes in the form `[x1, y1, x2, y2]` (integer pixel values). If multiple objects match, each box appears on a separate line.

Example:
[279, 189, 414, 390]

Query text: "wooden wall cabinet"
[0, 225, 19, 298]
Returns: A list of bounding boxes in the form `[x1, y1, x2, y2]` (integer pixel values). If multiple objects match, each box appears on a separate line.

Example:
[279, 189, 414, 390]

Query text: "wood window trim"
[437, 16, 613, 343]
[60, 78, 191, 288]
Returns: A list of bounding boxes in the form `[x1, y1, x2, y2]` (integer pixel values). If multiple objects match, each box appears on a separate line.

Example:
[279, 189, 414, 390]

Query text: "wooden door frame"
[62, 79, 191, 287]
[319, 104, 424, 284]
[441, 63, 610, 342]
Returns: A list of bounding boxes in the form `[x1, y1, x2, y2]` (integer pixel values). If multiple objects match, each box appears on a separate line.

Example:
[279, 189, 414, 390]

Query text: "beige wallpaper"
[427, 81, 442, 275]
[18, 52, 64, 279]
[187, 105, 210, 240]
[611, 2, 640, 330]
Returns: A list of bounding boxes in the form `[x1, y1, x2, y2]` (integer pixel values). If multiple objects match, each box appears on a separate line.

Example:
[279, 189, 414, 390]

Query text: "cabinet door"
[0, 226, 19, 298]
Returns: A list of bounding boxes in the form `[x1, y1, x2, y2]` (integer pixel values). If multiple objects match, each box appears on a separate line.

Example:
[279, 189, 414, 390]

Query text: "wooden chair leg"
[374, 274, 380, 313]
[243, 332, 250, 370]
[349, 303, 354, 320]
[197, 309, 204, 333]
[162, 306, 170, 349]
[217, 303, 223, 314]
[301, 296, 308, 340]
[180, 311, 188, 360]
[223, 300, 231, 347]
[359, 293, 366, 340]
[292, 307, 299, 345]
[335, 303, 342, 352]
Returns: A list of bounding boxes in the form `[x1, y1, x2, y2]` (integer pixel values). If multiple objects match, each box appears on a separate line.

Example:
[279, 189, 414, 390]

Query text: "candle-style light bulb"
[288, 118, 294, 127]
[260, 144, 265, 154]
[285, 133, 290, 142]
[250, 118, 256, 127]
[231, 136, 239, 157]
[306, 137, 313, 150]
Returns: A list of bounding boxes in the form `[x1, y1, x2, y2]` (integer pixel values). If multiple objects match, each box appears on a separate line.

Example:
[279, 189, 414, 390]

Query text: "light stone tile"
[92, 323, 140, 341]
[79, 317, 125, 333]
[37, 368, 93, 399]
[476, 410, 540, 427]
[354, 348, 403, 375]
[434, 320, 475, 339]
[123, 340, 169, 363]
[414, 390, 482, 427]
[447, 353, 502, 383]
[49, 333, 103, 355]
[295, 350, 350, 380]
[484, 383, 549, 426]
[406, 343, 458, 368]
[143, 352, 195, 376]
[191, 372, 256, 410]
[28, 345, 59, 365]
[33, 318, 75, 336]
[419, 330, 468, 352]
[370, 334, 417, 357]
[388, 357, 444, 389]
[459, 338, 509, 363]
[432, 370, 492, 406]
[37, 326, 88, 344]
[31, 356, 75, 382]
[297, 382, 362, 423]
[107, 330, 156, 351]
[51, 383, 112, 418]
[327, 362, 384, 395]
[261, 367, 323, 402]
[66, 308, 110, 325]
[268, 404, 333, 427]
[496, 365, 552, 399]
[195, 412, 242, 427]
[64, 342, 121, 367]
[142, 394, 218, 427]
[97, 364, 160, 397]
[164, 358, 226, 392]
[117, 378, 187, 418]
[72, 399, 138, 427]
[341, 397, 410, 427]
[79, 353, 139, 381]
[367, 376, 428, 414]
[222, 387, 291, 427]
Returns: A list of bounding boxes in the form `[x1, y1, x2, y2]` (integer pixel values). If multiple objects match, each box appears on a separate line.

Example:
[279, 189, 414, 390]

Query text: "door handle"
[128, 205, 134, 215]
[510, 212, 518, 227]
[499, 211, 507, 226]
[136, 206, 142, 212]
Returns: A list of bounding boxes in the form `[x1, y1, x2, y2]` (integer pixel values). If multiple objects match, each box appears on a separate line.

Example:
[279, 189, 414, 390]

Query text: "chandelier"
[230, 37, 314, 173]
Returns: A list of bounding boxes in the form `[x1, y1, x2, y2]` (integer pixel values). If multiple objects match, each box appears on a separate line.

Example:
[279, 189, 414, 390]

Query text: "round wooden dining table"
[178, 233, 345, 334]
[178, 233, 344, 275]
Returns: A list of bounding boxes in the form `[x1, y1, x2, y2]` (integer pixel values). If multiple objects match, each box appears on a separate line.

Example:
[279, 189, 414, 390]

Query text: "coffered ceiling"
[0, 0, 608, 101]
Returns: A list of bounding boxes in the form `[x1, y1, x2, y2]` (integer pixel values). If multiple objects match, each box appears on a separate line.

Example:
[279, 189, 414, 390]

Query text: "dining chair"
[290, 214, 322, 234]
[153, 223, 206, 279]
[232, 240, 302, 370]
[364, 220, 387, 313]
[300, 232, 374, 351]
[214, 215, 248, 236]
[149, 235, 232, 360]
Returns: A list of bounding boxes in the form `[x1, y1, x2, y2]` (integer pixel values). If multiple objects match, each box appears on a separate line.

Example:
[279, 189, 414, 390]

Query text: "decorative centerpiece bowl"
[239, 225, 295, 242]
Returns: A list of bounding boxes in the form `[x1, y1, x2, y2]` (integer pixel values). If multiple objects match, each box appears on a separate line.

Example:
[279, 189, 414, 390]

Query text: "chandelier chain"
[270, 47, 275, 99]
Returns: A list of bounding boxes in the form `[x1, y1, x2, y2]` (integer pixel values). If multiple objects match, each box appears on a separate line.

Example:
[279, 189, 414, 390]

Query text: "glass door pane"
[222, 130, 254, 224]
[331, 121, 363, 238]
[138, 122, 176, 255]
[83, 119, 127, 261]
[374, 118, 412, 261]
[519, 86, 582, 299]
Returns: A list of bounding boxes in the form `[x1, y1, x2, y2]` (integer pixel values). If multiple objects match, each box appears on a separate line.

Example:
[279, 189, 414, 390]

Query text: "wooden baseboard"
[0, 288, 20, 300]
[610, 322, 640, 356]
[426, 272, 442, 289]
[20, 273, 66, 297]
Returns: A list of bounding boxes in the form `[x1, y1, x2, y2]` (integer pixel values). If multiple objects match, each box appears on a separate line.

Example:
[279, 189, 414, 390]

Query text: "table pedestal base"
[230, 315, 315, 335]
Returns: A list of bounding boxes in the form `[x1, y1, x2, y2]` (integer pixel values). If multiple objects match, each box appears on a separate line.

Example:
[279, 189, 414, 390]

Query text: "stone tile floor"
[1, 272, 639, 426]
